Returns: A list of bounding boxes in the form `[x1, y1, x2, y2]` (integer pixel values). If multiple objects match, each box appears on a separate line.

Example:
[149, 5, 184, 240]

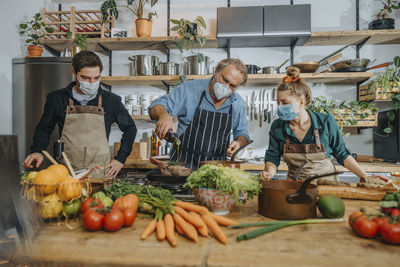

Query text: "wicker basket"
[41, 6, 114, 39]
[86, 177, 116, 194]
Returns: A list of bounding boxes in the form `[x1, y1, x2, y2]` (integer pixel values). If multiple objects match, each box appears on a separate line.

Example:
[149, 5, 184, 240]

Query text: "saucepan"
[258, 164, 342, 220]
[245, 65, 260, 74]
[332, 60, 391, 72]
[262, 59, 290, 74]
[200, 140, 254, 168]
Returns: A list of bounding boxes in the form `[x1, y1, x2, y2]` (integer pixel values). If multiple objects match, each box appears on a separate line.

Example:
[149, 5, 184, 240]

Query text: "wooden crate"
[114, 142, 149, 165]
[333, 109, 378, 127]
[358, 84, 399, 101]
[41, 6, 114, 39]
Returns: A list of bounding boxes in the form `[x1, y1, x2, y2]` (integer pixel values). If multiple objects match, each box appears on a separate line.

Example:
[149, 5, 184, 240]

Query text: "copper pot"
[258, 170, 342, 220]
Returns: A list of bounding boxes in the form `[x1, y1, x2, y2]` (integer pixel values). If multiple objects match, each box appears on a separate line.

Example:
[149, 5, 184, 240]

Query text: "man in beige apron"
[23, 51, 136, 178]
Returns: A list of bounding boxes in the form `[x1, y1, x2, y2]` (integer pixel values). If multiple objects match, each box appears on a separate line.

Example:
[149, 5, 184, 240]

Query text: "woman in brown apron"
[261, 67, 389, 183]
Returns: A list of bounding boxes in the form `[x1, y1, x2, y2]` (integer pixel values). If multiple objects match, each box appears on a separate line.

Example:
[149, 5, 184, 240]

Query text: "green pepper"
[63, 199, 81, 218]
[92, 191, 107, 202]
[101, 196, 113, 209]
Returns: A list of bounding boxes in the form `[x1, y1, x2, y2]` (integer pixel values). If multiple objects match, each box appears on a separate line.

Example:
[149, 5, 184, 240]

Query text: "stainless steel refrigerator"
[12, 57, 72, 165]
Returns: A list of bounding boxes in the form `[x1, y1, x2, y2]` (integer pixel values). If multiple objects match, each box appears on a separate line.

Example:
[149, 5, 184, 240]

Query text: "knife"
[264, 92, 269, 122]
[246, 95, 250, 118]
[268, 102, 273, 123]
[259, 90, 263, 127]
[250, 91, 255, 121]
[254, 94, 258, 120]
[272, 88, 277, 118]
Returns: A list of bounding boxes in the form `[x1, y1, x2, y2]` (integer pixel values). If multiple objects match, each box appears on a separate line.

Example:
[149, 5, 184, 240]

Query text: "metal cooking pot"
[159, 62, 179, 76]
[245, 65, 260, 74]
[262, 59, 290, 74]
[258, 164, 342, 220]
[128, 55, 159, 76]
[185, 55, 210, 75]
[200, 141, 253, 168]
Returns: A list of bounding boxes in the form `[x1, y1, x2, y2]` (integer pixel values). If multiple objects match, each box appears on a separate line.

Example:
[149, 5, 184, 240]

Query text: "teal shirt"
[265, 110, 351, 167]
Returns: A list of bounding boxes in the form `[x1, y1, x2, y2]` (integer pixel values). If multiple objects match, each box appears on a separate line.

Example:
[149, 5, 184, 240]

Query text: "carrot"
[141, 219, 157, 240]
[174, 201, 209, 214]
[189, 211, 208, 237]
[173, 213, 198, 242]
[174, 206, 204, 229]
[156, 219, 166, 241]
[201, 213, 227, 244]
[175, 222, 184, 235]
[209, 213, 239, 226]
[164, 214, 177, 247]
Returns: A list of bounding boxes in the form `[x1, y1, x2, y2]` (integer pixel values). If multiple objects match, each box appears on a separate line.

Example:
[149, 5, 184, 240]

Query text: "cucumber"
[317, 194, 345, 218]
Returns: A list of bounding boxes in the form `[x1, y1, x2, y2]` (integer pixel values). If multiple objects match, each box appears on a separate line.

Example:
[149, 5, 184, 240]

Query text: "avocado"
[317, 194, 345, 218]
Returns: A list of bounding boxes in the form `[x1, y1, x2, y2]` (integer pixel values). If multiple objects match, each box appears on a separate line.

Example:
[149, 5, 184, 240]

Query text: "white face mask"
[77, 79, 99, 95]
[212, 82, 233, 100]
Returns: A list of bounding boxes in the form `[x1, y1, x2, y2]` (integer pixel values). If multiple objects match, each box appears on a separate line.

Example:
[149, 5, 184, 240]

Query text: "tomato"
[353, 216, 379, 238]
[81, 198, 104, 214]
[382, 207, 393, 215]
[113, 194, 139, 211]
[104, 209, 124, 232]
[372, 216, 389, 227]
[391, 209, 400, 217]
[83, 210, 104, 231]
[379, 221, 400, 245]
[122, 207, 137, 227]
[348, 210, 365, 230]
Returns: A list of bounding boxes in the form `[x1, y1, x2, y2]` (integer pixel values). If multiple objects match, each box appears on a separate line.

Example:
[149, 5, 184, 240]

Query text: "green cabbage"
[184, 164, 261, 205]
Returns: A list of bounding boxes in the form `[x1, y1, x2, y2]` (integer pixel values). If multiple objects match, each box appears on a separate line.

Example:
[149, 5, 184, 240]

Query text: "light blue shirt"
[149, 78, 250, 141]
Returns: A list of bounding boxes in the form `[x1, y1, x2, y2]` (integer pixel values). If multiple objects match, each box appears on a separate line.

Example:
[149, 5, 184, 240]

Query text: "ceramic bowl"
[193, 187, 236, 215]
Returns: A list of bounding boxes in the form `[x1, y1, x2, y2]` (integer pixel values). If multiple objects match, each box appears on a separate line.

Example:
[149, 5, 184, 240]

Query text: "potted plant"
[19, 13, 54, 57]
[100, 0, 158, 37]
[308, 96, 378, 136]
[66, 31, 88, 56]
[369, 0, 400, 30]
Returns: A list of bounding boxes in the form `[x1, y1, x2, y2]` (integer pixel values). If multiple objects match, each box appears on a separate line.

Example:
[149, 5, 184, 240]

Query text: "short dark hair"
[72, 51, 103, 73]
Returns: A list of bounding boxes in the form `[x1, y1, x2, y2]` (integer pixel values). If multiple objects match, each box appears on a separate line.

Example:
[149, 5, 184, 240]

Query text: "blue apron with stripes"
[170, 91, 233, 170]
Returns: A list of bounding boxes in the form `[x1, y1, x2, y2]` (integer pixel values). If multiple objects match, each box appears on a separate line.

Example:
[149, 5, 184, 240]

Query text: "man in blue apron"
[149, 58, 250, 170]
[23, 51, 136, 177]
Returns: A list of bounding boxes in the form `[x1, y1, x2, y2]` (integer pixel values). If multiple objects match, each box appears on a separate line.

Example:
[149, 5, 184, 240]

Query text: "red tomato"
[122, 207, 137, 227]
[81, 198, 104, 214]
[83, 210, 104, 231]
[104, 210, 124, 232]
[372, 216, 389, 227]
[382, 207, 393, 215]
[348, 210, 365, 230]
[391, 209, 400, 217]
[354, 217, 379, 238]
[379, 221, 400, 245]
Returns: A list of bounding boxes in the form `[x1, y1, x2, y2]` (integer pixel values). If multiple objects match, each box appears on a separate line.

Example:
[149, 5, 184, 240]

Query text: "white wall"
[1, 0, 399, 158]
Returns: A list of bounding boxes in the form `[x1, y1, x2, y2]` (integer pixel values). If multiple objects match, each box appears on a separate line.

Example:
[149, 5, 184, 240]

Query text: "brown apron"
[60, 95, 111, 177]
[283, 129, 337, 183]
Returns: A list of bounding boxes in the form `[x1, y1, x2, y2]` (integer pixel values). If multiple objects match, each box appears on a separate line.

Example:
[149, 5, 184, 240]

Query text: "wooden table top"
[14, 199, 400, 266]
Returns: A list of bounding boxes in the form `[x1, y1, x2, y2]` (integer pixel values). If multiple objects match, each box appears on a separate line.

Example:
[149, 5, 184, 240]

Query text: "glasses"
[247, 147, 254, 160]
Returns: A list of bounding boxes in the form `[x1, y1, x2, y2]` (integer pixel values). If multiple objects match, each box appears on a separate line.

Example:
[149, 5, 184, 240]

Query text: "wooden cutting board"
[317, 184, 397, 201]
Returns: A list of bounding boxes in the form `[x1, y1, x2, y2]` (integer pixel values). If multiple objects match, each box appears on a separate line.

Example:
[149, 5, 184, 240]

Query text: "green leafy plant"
[100, 0, 158, 23]
[308, 96, 378, 136]
[19, 13, 54, 46]
[383, 93, 400, 134]
[171, 16, 207, 62]
[66, 31, 88, 50]
[375, 0, 400, 19]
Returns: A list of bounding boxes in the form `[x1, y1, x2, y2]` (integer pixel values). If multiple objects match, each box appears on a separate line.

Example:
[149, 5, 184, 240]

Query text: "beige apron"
[60, 95, 111, 178]
[283, 129, 337, 183]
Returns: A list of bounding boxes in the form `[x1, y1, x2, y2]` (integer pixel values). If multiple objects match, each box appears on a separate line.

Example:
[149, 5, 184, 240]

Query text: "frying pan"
[258, 163, 343, 220]
[292, 44, 349, 73]
[200, 140, 254, 168]
[333, 61, 392, 72]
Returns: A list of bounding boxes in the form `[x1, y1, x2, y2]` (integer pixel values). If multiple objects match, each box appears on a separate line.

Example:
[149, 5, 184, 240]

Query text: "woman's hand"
[105, 159, 123, 178]
[361, 174, 392, 183]
[260, 171, 273, 181]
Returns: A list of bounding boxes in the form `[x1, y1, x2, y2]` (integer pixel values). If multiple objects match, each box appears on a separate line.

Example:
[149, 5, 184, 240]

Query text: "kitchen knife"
[264, 90, 269, 122]
[272, 88, 277, 118]
[246, 95, 250, 118]
[259, 90, 263, 127]
[250, 91, 255, 121]
[268, 103, 273, 123]
[254, 94, 258, 120]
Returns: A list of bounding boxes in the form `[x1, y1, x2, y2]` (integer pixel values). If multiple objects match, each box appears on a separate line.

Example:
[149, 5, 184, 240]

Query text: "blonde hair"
[278, 67, 312, 106]
[215, 58, 248, 85]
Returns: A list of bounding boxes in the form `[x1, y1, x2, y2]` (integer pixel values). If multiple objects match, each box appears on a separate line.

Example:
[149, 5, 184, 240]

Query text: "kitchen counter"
[124, 160, 400, 173]
[14, 199, 400, 266]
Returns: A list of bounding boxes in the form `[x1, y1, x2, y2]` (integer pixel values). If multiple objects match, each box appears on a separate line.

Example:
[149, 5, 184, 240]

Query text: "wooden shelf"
[41, 30, 400, 53]
[131, 115, 153, 122]
[101, 72, 373, 86]
[305, 29, 400, 46]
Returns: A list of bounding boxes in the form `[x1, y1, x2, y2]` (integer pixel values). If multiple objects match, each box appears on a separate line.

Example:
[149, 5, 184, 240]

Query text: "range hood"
[217, 4, 311, 48]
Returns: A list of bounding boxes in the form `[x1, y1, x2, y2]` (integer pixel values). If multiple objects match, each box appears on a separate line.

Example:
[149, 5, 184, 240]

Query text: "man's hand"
[23, 152, 44, 169]
[260, 171, 273, 181]
[227, 140, 241, 157]
[155, 114, 176, 139]
[105, 159, 123, 178]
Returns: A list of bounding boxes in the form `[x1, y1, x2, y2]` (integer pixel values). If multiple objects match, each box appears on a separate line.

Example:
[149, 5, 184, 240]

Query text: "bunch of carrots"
[141, 201, 238, 247]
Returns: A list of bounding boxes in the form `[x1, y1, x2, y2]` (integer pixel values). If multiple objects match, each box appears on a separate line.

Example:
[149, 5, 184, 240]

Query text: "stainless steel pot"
[185, 55, 210, 75]
[262, 59, 290, 74]
[159, 62, 179, 76]
[128, 55, 159, 76]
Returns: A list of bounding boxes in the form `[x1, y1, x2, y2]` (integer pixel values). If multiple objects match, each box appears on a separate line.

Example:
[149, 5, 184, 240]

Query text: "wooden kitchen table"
[14, 199, 400, 267]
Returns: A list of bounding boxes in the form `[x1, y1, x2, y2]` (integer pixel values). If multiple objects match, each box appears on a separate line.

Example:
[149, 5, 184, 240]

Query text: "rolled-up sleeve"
[149, 83, 187, 116]
[264, 121, 282, 167]
[232, 99, 250, 142]
[328, 115, 351, 165]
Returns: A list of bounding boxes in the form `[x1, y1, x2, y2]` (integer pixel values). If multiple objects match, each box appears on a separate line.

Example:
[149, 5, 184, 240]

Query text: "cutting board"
[317, 185, 397, 201]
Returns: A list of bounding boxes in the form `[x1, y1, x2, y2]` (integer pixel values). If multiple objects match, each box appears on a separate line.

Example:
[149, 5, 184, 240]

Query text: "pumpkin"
[57, 177, 82, 201]
[47, 164, 69, 181]
[39, 193, 63, 219]
[113, 194, 139, 211]
[34, 169, 59, 195]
